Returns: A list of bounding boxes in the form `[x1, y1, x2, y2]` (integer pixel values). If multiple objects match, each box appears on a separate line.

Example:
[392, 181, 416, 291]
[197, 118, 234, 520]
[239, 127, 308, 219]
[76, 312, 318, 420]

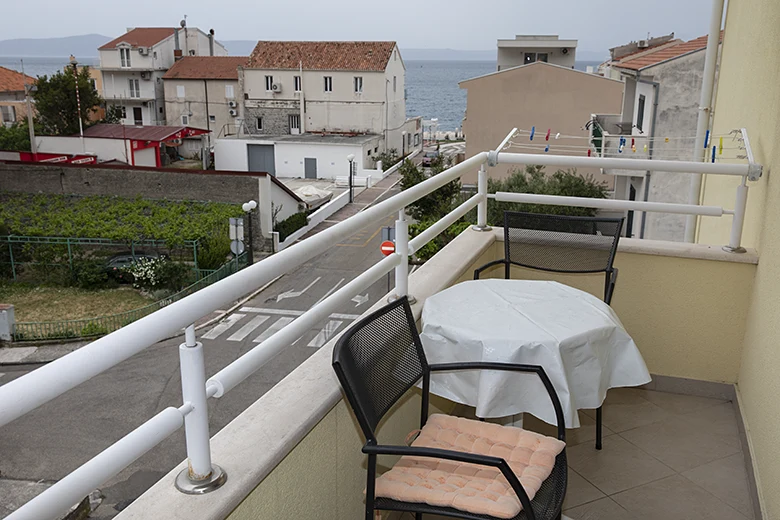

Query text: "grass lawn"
[0, 285, 154, 322]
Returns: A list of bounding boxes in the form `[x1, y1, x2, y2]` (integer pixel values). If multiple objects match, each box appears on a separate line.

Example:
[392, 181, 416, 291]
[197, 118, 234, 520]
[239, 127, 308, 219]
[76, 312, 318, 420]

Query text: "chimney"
[174, 28, 182, 61]
[209, 29, 215, 56]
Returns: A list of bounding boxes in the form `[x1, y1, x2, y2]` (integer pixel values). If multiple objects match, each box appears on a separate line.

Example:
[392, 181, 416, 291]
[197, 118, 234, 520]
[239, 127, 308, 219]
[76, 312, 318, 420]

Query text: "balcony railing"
[0, 128, 764, 520]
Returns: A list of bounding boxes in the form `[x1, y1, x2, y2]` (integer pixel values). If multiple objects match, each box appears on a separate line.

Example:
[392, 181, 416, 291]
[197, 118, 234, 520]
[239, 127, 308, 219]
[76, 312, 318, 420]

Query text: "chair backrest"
[504, 212, 624, 274]
[332, 297, 427, 442]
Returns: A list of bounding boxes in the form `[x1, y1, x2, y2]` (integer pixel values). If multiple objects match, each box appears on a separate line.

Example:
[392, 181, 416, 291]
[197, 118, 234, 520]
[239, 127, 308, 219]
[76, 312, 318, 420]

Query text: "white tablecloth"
[421, 279, 651, 428]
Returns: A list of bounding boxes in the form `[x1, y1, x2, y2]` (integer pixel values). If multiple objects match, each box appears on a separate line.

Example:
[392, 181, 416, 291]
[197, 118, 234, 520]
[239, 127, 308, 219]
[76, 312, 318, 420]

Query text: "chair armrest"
[605, 267, 619, 305]
[363, 443, 535, 520]
[473, 259, 508, 280]
[429, 362, 566, 441]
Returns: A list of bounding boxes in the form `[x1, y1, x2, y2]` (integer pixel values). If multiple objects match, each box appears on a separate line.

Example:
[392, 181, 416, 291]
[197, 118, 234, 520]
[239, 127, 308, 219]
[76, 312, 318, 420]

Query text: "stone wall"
[244, 107, 299, 135]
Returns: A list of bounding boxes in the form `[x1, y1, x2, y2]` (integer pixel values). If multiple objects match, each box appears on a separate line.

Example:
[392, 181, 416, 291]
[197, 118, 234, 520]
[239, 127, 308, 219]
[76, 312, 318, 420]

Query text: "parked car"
[422, 151, 440, 167]
[104, 251, 165, 283]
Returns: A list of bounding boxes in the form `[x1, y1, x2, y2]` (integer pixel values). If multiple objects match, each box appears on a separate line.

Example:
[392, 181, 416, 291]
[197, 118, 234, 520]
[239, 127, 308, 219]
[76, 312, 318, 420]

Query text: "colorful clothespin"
[665, 137, 670, 143]
[643, 144, 648, 152]
[530, 127, 535, 141]
[631, 138, 636, 153]
[545, 129, 551, 141]
[555, 133, 560, 140]
[587, 149, 592, 157]
[704, 130, 710, 148]
[711, 145, 717, 163]
[618, 136, 626, 153]
[544, 145, 550, 152]
[719, 136, 724, 155]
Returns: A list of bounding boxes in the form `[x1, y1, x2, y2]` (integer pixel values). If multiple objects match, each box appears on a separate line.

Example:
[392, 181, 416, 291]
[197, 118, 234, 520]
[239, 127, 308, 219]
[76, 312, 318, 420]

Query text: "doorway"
[133, 107, 143, 126]
[247, 144, 276, 176]
[304, 157, 317, 179]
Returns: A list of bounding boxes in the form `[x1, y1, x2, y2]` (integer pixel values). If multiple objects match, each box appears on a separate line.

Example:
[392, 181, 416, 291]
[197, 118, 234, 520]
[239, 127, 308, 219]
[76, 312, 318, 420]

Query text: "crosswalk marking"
[202, 313, 245, 340]
[253, 317, 294, 343]
[227, 315, 270, 342]
[308, 320, 344, 348]
[240, 307, 360, 320]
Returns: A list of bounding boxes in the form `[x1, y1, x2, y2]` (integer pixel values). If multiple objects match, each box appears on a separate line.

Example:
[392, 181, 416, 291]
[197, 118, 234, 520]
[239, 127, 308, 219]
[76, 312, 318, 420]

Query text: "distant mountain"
[0, 34, 112, 57]
[401, 49, 495, 61]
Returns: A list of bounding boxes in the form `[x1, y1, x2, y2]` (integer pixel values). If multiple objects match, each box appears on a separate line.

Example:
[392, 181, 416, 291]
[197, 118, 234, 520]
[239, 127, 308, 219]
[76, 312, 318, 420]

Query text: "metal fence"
[12, 253, 247, 342]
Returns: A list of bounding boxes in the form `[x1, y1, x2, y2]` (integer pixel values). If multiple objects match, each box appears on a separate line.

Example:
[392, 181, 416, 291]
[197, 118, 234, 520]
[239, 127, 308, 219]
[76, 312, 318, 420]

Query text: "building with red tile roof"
[163, 56, 248, 80]
[248, 41, 396, 72]
[0, 66, 35, 126]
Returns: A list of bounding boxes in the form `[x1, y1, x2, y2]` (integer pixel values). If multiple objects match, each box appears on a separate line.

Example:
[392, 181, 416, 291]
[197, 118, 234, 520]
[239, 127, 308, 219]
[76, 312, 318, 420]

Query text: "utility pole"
[21, 60, 37, 156]
[69, 56, 86, 154]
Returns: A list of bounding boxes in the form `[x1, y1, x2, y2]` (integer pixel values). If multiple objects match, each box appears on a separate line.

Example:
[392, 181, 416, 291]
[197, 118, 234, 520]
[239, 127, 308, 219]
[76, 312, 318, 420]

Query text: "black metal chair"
[473, 212, 624, 450]
[333, 297, 567, 520]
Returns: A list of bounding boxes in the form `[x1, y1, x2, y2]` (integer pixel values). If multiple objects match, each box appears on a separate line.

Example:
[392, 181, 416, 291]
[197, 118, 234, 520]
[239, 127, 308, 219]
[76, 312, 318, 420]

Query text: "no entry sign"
[380, 240, 395, 256]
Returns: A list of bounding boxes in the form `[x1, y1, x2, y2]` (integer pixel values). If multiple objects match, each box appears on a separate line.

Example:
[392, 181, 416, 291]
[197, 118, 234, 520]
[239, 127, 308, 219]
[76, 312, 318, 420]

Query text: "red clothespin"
[631, 138, 635, 147]
[587, 149, 592, 157]
[545, 129, 551, 141]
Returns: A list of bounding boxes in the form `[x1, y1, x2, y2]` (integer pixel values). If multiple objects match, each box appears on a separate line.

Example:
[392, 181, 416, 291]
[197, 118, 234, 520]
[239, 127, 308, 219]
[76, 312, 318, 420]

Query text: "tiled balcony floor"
[396, 388, 755, 520]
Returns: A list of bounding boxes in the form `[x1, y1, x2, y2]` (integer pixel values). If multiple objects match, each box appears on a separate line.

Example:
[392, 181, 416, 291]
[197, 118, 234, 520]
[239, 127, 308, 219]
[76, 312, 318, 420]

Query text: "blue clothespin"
[711, 145, 717, 163]
[704, 130, 710, 149]
[530, 127, 535, 141]
[544, 145, 549, 153]
[618, 136, 625, 153]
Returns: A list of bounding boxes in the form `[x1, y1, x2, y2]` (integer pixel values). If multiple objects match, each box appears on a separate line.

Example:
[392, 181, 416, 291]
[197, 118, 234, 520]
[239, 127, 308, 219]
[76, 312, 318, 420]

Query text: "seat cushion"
[374, 414, 566, 519]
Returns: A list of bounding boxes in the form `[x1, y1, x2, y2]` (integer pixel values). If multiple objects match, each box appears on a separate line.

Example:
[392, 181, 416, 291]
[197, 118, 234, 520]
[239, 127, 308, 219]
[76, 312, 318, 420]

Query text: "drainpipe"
[638, 78, 660, 239]
[684, 0, 725, 242]
[208, 29, 215, 56]
[299, 61, 305, 134]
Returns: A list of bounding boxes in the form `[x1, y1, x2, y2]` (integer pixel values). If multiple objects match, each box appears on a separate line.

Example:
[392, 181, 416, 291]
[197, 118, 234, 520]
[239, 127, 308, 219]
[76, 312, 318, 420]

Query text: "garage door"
[247, 144, 275, 176]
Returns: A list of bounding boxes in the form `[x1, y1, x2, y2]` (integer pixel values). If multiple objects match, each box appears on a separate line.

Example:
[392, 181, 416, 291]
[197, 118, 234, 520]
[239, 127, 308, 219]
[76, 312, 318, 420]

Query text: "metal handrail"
[1, 127, 763, 519]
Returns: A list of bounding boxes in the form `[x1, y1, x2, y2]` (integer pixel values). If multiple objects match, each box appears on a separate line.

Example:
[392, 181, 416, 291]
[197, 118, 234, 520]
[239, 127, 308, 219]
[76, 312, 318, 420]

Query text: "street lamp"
[401, 130, 407, 157]
[242, 200, 257, 265]
[69, 56, 86, 154]
[347, 154, 355, 203]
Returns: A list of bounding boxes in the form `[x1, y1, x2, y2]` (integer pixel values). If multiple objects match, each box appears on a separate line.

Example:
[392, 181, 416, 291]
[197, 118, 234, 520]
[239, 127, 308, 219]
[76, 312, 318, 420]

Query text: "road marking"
[253, 317, 294, 343]
[240, 307, 360, 320]
[276, 277, 321, 302]
[336, 221, 388, 247]
[315, 278, 345, 305]
[308, 320, 344, 348]
[227, 315, 270, 342]
[202, 313, 245, 340]
[351, 294, 369, 307]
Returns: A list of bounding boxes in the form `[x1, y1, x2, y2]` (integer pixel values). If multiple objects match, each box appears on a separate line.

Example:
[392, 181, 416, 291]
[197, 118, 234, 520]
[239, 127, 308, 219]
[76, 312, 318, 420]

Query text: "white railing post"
[390, 209, 416, 304]
[725, 178, 749, 253]
[473, 163, 491, 231]
[175, 324, 227, 494]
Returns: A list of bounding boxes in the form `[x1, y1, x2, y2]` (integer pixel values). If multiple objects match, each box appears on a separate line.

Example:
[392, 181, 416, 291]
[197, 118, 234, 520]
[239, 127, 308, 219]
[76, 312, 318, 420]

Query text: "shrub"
[126, 258, 192, 292]
[196, 230, 231, 270]
[80, 322, 109, 337]
[157, 260, 193, 291]
[372, 149, 399, 170]
[72, 259, 112, 290]
[275, 212, 309, 242]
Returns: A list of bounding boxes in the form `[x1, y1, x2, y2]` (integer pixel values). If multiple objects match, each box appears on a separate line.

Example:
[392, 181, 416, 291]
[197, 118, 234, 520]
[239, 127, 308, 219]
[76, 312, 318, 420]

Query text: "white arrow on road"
[351, 294, 369, 307]
[276, 277, 321, 302]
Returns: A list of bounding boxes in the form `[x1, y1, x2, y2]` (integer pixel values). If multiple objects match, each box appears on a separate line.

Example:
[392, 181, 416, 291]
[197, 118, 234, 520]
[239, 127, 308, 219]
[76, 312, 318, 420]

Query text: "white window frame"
[294, 76, 301, 92]
[225, 84, 234, 98]
[120, 48, 131, 68]
[265, 75, 274, 91]
[176, 85, 185, 99]
[324, 76, 333, 92]
[120, 106, 127, 119]
[289, 114, 300, 131]
[0, 105, 16, 124]
[209, 115, 216, 123]
[256, 117, 263, 131]
[354, 76, 363, 93]
[181, 114, 189, 125]
[129, 79, 140, 98]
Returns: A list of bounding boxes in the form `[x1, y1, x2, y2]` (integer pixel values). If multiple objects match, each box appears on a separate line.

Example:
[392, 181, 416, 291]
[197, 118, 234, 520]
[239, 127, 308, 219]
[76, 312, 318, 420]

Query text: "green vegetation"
[372, 148, 399, 171]
[0, 193, 243, 245]
[0, 121, 35, 152]
[275, 212, 309, 242]
[33, 66, 103, 136]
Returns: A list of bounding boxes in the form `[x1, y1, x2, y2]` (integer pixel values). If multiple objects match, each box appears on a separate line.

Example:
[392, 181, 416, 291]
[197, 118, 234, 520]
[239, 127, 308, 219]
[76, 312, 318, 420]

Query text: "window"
[176, 85, 185, 98]
[256, 117, 263, 131]
[128, 79, 140, 98]
[407, 133, 411, 146]
[189, 50, 196, 56]
[225, 84, 234, 98]
[324, 76, 333, 92]
[524, 52, 536, 64]
[159, 107, 163, 113]
[209, 115, 216, 123]
[393, 76, 397, 93]
[181, 114, 189, 125]
[294, 75, 301, 92]
[0, 105, 16, 124]
[120, 106, 127, 118]
[537, 53, 549, 63]
[354, 76, 363, 93]
[153, 51, 157, 59]
[289, 114, 300, 131]
[636, 94, 646, 132]
[414, 133, 420, 146]
[265, 75, 274, 91]
[89, 78, 97, 90]
[120, 48, 131, 68]
[374, 147, 378, 153]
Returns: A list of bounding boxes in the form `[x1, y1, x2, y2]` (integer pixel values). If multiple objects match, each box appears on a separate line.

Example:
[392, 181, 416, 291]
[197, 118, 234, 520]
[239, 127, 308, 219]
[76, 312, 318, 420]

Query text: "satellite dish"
[180, 19, 186, 28]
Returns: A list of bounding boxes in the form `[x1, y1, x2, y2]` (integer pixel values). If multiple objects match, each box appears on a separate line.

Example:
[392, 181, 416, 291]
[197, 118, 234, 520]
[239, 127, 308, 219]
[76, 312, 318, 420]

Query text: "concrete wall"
[497, 47, 576, 70]
[37, 136, 131, 163]
[163, 78, 239, 139]
[214, 138, 251, 171]
[274, 142, 369, 179]
[460, 62, 624, 185]
[698, 1, 780, 516]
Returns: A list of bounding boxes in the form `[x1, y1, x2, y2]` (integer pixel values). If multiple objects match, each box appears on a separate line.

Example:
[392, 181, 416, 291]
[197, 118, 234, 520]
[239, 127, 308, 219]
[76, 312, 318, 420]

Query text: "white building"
[496, 35, 577, 71]
[99, 25, 227, 127]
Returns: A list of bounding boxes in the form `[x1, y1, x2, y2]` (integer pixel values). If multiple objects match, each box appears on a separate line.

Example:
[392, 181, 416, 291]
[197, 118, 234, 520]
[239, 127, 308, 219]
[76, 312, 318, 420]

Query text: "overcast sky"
[4, 0, 717, 53]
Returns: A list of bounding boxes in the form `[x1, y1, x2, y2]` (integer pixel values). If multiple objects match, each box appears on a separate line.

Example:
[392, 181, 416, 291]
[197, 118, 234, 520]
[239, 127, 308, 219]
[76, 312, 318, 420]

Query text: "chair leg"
[416, 513, 423, 520]
[595, 406, 603, 450]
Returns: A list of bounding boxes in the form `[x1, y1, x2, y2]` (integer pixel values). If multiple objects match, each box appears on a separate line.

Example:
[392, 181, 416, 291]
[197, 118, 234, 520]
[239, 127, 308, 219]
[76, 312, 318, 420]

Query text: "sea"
[1, 56, 601, 131]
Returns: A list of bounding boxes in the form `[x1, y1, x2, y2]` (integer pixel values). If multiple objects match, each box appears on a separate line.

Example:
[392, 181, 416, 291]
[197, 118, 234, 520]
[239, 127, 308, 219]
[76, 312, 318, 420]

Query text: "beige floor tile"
[566, 435, 675, 495]
[682, 452, 755, 519]
[582, 388, 669, 433]
[564, 497, 630, 520]
[563, 468, 606, 509]
[612, 474, 748, 520]
[620, 414, 741, 473]
[684, 401, 741, 438]
[523, 410, 614, 447]
[635, 389, 727, 415]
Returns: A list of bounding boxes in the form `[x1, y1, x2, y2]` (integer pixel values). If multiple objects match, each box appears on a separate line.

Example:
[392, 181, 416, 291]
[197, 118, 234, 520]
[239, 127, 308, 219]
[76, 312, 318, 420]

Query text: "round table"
[420, 279, 651, 428]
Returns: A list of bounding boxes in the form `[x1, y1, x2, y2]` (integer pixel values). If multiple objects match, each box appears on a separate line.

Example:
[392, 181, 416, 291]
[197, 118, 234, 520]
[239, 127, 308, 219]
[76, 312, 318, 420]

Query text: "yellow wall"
[700, 1, 780, 516]
[697, 2, 780, 250]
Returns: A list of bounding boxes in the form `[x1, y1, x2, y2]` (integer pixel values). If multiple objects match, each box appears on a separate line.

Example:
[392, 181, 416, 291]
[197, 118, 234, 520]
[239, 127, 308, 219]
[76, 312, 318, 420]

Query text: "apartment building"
[496, 35, 578, 71]
[0, 66, 35, 127]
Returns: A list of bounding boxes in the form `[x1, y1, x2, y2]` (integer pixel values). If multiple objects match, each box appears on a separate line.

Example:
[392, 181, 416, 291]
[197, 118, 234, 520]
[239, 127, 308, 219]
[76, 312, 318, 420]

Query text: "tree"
[103, 105, 125, 124]
[399, 157, 460, 222]
[0, 121, 32, 151]
[33, 67, 102, 135]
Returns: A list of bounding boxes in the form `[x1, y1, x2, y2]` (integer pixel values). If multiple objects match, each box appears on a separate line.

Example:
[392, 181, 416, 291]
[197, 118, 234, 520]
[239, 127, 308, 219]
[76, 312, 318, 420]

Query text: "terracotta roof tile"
[614, 32, 723, 71]
[0, 66, 35, 93]
[163, 56, 248, 80]
[248, 41, 396, 71]
[99, 28, 176, 50]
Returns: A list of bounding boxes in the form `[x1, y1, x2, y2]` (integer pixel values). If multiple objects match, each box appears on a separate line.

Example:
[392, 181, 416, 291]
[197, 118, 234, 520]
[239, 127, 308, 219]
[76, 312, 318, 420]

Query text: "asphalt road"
[0, 179, 402, 518]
